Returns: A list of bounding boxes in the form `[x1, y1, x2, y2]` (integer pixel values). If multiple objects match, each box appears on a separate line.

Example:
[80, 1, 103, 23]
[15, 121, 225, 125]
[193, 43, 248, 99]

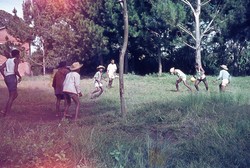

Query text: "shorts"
[55, 94, 64, 100]
[4, 74, 17, 92]
[95, 82, 103, 88]
[108, 73, 116, 79]
[221, 79, 229, 86]
[63, 92, 78, 101]
[196, 77, 207, 82]
[179, 75, 187, 81]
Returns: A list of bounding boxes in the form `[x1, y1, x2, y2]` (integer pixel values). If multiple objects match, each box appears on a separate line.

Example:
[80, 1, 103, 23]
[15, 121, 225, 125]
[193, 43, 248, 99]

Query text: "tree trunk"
[124, 52, 128, 74]
[119, 0, 128, 118]
[195, 0, 202, 67]
[158, 53, 162, 76]
[42, 48, 46, 75]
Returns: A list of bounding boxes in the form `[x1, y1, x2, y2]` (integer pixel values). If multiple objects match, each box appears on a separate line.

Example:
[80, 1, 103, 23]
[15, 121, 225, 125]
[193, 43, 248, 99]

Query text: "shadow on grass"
[0, 87, 61, 122]
[1, 84, 121, 124]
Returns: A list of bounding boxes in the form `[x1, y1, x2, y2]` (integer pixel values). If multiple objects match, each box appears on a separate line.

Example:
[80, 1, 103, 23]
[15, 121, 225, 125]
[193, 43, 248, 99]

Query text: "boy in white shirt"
[63, 62, 83, 120]
[107, 59, 117, 88]
[170, 67, 192, 92]
[0, 49, 22, 117]
[215, 65, 231, 92]
[90, 65, 105, 99]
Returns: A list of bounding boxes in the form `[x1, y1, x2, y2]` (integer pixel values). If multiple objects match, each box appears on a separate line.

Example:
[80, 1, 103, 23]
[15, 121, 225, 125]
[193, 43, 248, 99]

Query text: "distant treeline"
[0, 0, 250, 76]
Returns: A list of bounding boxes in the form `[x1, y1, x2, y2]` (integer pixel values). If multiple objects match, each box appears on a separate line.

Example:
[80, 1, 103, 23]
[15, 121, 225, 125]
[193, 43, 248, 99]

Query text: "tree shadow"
[0, 87, 60, 122]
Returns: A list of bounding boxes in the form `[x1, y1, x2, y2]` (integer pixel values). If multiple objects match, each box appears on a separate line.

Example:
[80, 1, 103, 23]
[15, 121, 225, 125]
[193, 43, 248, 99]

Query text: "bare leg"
[194, 80, 201, 91]
[56, 98, 60, 115]
[95, 87, 104, 97]
[219, 84, 225, 92]
[71, 94, 80, 121]
[63, 94, 71, 117]
[203, 80, 209, 91]
[108, 78, 113, 88]
[91, 87, 100, 98]
[63, 98, 67, 111]
[183, 80, 192, 91]
[4, 91, 18, 116]
[175, 79, 182, 91]
[91, 88, 100, 94]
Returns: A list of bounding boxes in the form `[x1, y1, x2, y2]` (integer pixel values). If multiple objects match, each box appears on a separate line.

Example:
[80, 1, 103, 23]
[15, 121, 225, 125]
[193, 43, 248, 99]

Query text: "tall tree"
[0, 10, 33, 58]
[118, 0, 128, 117]
[153, 0, 222, 67]
[23, 0, 108, 74]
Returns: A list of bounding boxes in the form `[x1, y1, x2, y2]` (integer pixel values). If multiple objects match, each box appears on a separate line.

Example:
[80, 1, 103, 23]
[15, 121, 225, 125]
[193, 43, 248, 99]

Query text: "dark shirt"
[52, 67, 70, 95]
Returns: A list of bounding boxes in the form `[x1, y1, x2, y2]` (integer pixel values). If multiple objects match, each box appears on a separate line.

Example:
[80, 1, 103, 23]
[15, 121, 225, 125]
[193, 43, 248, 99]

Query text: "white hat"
[70, 62, 83, 70]
[97, 65, 105, 69]
[220, 65, 228, 70]
[170, 67, 175, 73]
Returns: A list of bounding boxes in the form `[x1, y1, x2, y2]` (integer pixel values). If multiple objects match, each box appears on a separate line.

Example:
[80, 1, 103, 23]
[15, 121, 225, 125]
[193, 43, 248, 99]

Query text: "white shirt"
[217, 70, 231, 80]
[175, 69, 186, 79]
[4, 58, 15, 76]
[63, 72, 81, 94]
[107, 63, 117, 78]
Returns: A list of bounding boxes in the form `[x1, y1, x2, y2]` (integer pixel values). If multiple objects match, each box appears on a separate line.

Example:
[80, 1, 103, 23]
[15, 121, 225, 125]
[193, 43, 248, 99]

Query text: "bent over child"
[170, 67, 192, 92]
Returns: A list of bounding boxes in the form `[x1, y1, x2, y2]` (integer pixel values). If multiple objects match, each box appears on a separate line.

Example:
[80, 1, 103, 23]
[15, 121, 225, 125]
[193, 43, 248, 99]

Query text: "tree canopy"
[1, 0, 249, 75]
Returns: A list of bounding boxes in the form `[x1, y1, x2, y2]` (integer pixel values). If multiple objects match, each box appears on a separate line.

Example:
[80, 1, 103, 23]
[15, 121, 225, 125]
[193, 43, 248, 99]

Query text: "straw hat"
[170, 67, 175, 73]
[97, 65, 105, 69]
[70, 62, 83, 70]
[220, 65, 228, 70]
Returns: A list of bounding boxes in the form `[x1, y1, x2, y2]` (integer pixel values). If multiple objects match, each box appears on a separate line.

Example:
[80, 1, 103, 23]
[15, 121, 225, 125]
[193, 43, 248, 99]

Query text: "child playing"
[107, 59, 117, 88]
[90, 65, 105, 99]
[0, 49, 22, 117]
[170, 67, 192, 92]
[194, 63, 208, 91]
[52, 61, 70, 117]
[63, 62, 83, 120]
[215, 65, 231, 92]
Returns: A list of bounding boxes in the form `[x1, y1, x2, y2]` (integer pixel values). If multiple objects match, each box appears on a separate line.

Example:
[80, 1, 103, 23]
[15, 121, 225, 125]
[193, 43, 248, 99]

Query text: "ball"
[190, 77, 196, 82]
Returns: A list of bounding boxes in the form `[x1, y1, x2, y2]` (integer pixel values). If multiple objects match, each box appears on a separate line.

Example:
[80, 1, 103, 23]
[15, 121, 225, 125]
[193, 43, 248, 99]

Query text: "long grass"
[0, 73, 249, 167]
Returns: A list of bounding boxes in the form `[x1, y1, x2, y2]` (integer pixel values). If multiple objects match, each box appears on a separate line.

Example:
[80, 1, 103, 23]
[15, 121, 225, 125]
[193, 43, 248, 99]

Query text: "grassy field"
[0, 73, 249, 168]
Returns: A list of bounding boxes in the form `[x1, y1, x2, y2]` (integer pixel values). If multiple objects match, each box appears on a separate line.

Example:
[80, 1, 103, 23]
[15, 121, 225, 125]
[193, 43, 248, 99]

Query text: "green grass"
[0, 73, 249, 167]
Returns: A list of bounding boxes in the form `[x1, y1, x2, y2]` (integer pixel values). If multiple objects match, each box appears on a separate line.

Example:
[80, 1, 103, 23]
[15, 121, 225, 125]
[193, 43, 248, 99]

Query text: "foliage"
[209, 0, 250, 76]
[23, 0, 108, 71]
[0, 10, 33, 59]
[1, 0, 249, 75]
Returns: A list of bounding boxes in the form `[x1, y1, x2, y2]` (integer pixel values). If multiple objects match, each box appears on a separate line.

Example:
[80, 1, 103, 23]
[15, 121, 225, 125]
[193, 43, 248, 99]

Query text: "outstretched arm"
[14, 58, 22, 82]
[200, 66, 205, 74]
[216, 71, 222, 80]
[0, 62, 6, 78]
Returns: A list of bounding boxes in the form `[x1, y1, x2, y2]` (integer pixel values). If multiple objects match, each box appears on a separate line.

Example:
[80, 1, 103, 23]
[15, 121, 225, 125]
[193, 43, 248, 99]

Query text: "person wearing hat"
[90, 65, 105, 99]
[63, 62, 83, 120]
[107, 59, 117, 88]
[215, 65, 231, 92]
[0, 49, 22, 117]
[170, 67, 192, 92]
[52, 61, 70, 117]
[194, 63, 208, 91]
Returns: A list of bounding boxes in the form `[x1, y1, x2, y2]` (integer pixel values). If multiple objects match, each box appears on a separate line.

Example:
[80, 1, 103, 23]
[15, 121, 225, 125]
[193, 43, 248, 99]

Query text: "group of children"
[170, 63, 231, 92]
[0, 49, 231, 120]
[52, 59, 117, 120]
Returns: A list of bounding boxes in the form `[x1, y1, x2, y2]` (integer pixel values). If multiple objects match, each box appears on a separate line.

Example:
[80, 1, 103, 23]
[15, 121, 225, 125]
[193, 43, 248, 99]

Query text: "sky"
[0, 0, 24, 18]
